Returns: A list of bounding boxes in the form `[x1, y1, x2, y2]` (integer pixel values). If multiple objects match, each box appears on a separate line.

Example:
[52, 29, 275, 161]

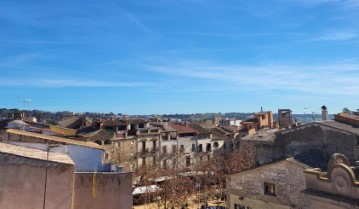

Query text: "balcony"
[141, 148, 149, 154]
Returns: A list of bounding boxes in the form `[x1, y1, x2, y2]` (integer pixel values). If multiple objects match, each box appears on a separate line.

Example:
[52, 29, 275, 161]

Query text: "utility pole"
[43, 140, 50, 209]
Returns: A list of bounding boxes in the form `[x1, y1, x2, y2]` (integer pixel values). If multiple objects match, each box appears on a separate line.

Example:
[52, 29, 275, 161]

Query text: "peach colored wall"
[0, 163, 74, 209]
[73, 172, 133, 209]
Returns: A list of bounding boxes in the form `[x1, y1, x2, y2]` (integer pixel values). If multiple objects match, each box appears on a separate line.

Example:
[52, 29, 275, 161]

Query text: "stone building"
[227, 158, 311, 209]
[278, 109, 293, 128]
[276, 120, 359, 163]
[242, 120, 359, 166]
[100, 118, 162, 171]
[304, 153, 359, 209]
[240, 111, 274, 137]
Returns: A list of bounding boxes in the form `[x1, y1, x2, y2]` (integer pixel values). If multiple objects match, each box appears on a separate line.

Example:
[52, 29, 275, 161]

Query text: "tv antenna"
[22, 99, 32, 119]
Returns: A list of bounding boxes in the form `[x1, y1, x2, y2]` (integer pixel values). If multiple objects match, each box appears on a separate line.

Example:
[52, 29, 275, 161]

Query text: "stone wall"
[73, 172, 133, 209]
[276, 124, 358, 162]
[239, 139, 283, 166]
[227, 160, 309, 209]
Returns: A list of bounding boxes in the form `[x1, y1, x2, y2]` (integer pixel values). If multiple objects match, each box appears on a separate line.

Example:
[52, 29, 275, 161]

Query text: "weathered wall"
[52, 145, 107, 172]
[3, 141, 107, 172]
[240, 140, 283, 165]
[73, 172, 133, 209]
[0, 160, 74, 209]
[227, 160, 309, 209]
[229, 194, 290, 209]
[276, 124, 359, 161]
[308, 195, 359, 209]
[117, 138, 137, 172]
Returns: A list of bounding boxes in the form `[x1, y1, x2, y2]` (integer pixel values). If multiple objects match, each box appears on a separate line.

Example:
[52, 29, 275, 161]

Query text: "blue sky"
[1, 0, 359, 115]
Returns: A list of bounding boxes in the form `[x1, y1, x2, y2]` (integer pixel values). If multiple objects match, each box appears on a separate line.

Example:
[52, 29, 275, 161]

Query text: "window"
[118, 125, 127, 131]
[142, 141, 146, 153]
[142, 157, 146, 167]
[162, 146, 167, 154]
[234, 204, 245, 209]
[213, 141, 219, 148]
[180, 145, 185, 153]
[234, 204, 251, 209]
[152, 140, 157, 152]
[192, 144, 196, 152]
[198, 144, 203, 152]
[206, 143, 211, 152]
[139, 123, 145, 128]
[104, 139, 111, 145]
[186, 156, 191, 167]
[264, 182, 276, 196]
[142, 141, 146, 149]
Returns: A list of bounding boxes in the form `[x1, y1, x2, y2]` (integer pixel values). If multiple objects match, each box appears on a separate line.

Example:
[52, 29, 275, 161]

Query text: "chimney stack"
[321, 105, 328, 121]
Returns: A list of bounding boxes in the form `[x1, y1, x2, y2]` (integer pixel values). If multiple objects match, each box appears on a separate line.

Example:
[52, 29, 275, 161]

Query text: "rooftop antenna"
[22, 99, 32, 119]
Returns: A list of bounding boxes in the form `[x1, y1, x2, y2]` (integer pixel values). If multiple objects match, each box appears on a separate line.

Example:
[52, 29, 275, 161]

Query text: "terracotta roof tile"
[167, 122, 197, 134]
[6, 129, 104, 150]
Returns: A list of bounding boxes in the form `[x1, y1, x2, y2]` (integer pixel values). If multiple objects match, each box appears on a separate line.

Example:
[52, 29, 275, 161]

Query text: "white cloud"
[316, 32, 357, 41]
[147, 61, 359, 95]
[0, 79, 144, 88]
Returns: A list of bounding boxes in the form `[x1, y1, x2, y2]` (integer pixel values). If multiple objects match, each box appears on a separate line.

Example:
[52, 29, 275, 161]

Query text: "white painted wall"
[4, 141, 107, 172]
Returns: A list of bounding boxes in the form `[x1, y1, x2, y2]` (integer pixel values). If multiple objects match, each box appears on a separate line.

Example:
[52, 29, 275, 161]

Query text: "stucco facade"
[73, 172, 133, 209]
[304, 153, 359, 209]
[0, 143, 74, 209]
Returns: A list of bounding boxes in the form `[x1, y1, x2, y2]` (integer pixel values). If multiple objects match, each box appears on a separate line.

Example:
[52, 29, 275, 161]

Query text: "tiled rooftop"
[167, 122, 197, 134]
[188, 123, 210, 134]
[6, 129, 104, 149]
[316, 120, 359, 135]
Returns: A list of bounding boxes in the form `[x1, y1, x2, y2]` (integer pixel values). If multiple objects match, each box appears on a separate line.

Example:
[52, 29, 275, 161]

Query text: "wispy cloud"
[110, 3, 152, 34]
[147, 61, 359, 95]
[285, 0, 340, 6]
[316, 32, 357, 41]
[286, 0, 359, 8]
[0, 53, 41, 67]
[0, 79, 144, 88]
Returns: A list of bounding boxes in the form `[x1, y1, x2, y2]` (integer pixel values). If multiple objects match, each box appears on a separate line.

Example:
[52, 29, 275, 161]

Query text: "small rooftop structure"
[304, 153, 359, 207]
[132, 185, 161, 195]
[0, 142, 74, 165]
